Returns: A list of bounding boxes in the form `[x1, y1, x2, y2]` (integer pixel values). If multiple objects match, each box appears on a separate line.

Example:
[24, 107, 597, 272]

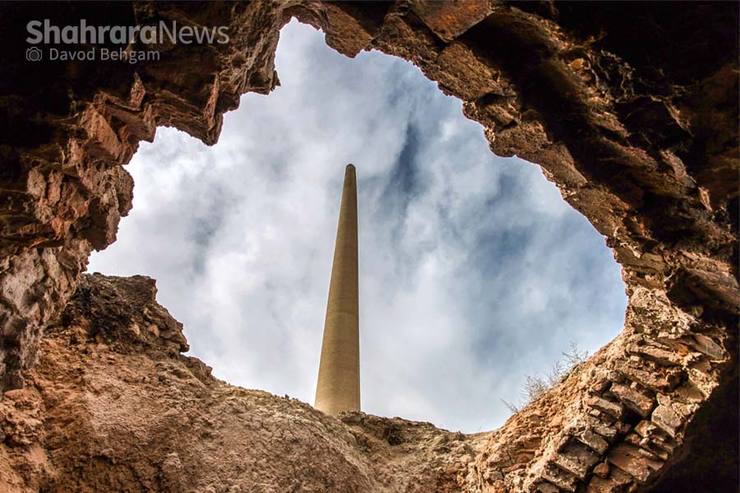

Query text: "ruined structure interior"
[0, 2, 737, 492]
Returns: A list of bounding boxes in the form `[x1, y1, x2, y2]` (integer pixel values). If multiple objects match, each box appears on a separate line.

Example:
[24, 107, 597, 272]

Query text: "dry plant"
[501, 341, 589, 414]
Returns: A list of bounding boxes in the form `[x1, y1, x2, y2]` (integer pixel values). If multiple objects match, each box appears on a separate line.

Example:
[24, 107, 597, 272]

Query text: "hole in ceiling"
[87, 20, 627, 433]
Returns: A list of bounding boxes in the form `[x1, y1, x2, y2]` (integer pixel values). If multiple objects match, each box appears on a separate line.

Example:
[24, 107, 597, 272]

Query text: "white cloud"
[88, 20, 627, 432]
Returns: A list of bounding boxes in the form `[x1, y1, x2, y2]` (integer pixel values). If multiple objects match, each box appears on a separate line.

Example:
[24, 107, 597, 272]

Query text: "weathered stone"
[593, 461, 610, 479]
[540, 463, 577, 492]
[586, 464, 633, 493]
[586, 396, 623, 420]
[627, 343, 684, 367]
[607, 443, 663, 482]
[583, 415, 619, 441]
[609, 383, 655, 418]
[673, 380, 707, 403]
[576, 429, 610, 455]
[533, 480, 561, 493]
[409, 0, 494, 42]
[633, 420, 677, 457]
[618, 362, 682, 393]
[624, 431, 669, 460]
[552, 441, 600, 479]
[689, 333, 726, 361]
[651, 404, 683, 438]
[435, 41, 505, 100]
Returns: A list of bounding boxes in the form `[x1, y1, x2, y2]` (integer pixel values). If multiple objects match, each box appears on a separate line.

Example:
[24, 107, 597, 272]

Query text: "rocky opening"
[0, 2, 737, 492]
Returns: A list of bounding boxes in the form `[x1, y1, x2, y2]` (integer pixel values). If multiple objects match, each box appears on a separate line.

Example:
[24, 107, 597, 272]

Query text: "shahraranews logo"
[25, 19, 230, 64]
[26, 19, 230, 45]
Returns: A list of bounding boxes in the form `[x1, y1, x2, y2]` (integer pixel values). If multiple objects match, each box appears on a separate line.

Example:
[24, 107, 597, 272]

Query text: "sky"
[87, 20, 627, 433]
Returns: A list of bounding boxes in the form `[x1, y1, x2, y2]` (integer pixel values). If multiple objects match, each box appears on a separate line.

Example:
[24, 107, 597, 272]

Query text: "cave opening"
[86, 19, 627, 433]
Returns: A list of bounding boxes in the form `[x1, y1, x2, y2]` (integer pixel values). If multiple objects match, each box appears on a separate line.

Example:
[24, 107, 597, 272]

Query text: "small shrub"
[502, 341, 589, 415]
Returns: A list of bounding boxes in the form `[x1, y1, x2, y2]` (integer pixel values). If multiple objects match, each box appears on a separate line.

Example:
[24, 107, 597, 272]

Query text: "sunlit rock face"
[0, 1, 736, 492]
[1, 273, 482, 492]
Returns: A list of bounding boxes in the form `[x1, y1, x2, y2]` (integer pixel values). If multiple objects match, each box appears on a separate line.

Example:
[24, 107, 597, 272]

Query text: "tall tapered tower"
[314, 164, 360, 415]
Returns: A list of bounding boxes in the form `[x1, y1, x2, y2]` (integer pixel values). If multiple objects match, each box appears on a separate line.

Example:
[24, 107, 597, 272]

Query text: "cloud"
[88, 20, 627, 432]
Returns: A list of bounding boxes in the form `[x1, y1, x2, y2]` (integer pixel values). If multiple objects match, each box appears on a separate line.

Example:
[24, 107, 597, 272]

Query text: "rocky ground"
[0, 274, 487, 493]
[2, 273, 733, 492]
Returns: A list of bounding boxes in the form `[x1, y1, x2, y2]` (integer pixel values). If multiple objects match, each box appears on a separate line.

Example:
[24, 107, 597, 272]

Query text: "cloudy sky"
[88, 20, 627, 432]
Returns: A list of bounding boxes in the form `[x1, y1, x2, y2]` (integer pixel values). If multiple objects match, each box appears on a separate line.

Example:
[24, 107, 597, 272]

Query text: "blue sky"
[88, 20, 627, 432]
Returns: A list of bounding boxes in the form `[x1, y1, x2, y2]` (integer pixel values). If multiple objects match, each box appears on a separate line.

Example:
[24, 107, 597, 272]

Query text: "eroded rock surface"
[0, 1, 737, 491]
[0, 274, 484, 492]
